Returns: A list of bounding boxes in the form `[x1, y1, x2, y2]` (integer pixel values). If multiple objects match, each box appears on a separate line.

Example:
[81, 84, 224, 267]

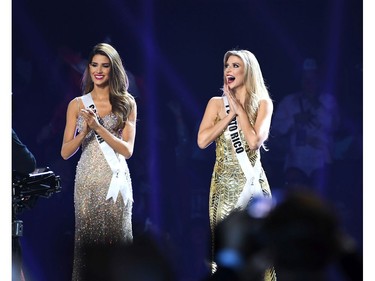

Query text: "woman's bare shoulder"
[209, 96, 223, 101]
[67, 96, 84, 113]
[207, 96, 224, 106]
[259, 97, 274, 110]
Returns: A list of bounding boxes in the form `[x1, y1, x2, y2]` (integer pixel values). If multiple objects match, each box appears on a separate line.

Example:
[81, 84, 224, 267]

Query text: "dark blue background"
[12, 0, 362, 280]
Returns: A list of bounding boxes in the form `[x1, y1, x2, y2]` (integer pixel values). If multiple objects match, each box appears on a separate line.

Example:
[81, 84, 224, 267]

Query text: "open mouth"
[227, 76, 235, 83]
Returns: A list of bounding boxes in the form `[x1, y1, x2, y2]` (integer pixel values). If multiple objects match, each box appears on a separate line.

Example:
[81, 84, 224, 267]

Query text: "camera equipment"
[12, 167, 62, 237]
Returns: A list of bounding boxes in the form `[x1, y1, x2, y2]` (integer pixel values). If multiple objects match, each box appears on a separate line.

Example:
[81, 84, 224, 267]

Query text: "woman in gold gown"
[197, 49, 276, 280]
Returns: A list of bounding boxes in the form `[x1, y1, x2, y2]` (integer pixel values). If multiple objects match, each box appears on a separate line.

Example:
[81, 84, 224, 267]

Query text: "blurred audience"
[201, 188, 362, 281]
[202, 197, 275, 281]
[81, 234, 176, 281]
[264, 188, 362, 281]
[272, 58, 340, 196]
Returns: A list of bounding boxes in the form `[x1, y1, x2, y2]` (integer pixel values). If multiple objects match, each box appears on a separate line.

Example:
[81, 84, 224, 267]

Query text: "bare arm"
[97, 101, 137, 159]
[61, 98, 88, 160]
[197, 97, 236, 149]
[224, 86, 273, 150]
[80, 100, 137, 159]
[237, 99, 273, 150]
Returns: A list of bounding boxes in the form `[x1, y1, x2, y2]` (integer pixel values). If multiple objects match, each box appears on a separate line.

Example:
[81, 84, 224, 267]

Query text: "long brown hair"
[82, 43, 135, 131]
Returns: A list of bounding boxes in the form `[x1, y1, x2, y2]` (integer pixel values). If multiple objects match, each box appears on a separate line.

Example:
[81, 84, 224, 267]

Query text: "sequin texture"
[72, 113, 133, 281]
[209, 124, 276, 280]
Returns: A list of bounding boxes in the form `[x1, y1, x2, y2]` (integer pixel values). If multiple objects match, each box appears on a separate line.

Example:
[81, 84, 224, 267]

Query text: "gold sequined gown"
[72, 113, 133, 281]
[209, 126, 276, 281]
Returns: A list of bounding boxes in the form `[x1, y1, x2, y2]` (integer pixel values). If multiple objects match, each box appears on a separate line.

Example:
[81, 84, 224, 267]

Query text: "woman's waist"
[215, 149, 259, 163]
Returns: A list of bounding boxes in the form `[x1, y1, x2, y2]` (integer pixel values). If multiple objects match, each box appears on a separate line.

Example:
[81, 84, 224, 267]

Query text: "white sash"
[223, 96, 263, 209]
[81, 93, 132, 205]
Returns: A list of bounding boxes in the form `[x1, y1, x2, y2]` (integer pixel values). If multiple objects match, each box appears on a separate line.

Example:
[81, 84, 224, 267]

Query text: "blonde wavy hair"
[223, 50, 271, 126]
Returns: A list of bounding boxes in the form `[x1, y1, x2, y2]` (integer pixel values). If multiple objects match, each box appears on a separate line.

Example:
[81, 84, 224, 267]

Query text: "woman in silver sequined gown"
[61, 43, 137, 281]
[198, 50, 276, 280]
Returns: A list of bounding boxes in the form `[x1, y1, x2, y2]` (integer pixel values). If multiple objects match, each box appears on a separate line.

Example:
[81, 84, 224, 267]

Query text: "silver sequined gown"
[209, 117, 276, 280]
[72, 113, 133, 281]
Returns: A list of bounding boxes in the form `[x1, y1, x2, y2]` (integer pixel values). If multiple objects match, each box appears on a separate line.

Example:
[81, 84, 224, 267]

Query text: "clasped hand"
[223, 84, 245, 116]
[80, 108, 100, 132]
